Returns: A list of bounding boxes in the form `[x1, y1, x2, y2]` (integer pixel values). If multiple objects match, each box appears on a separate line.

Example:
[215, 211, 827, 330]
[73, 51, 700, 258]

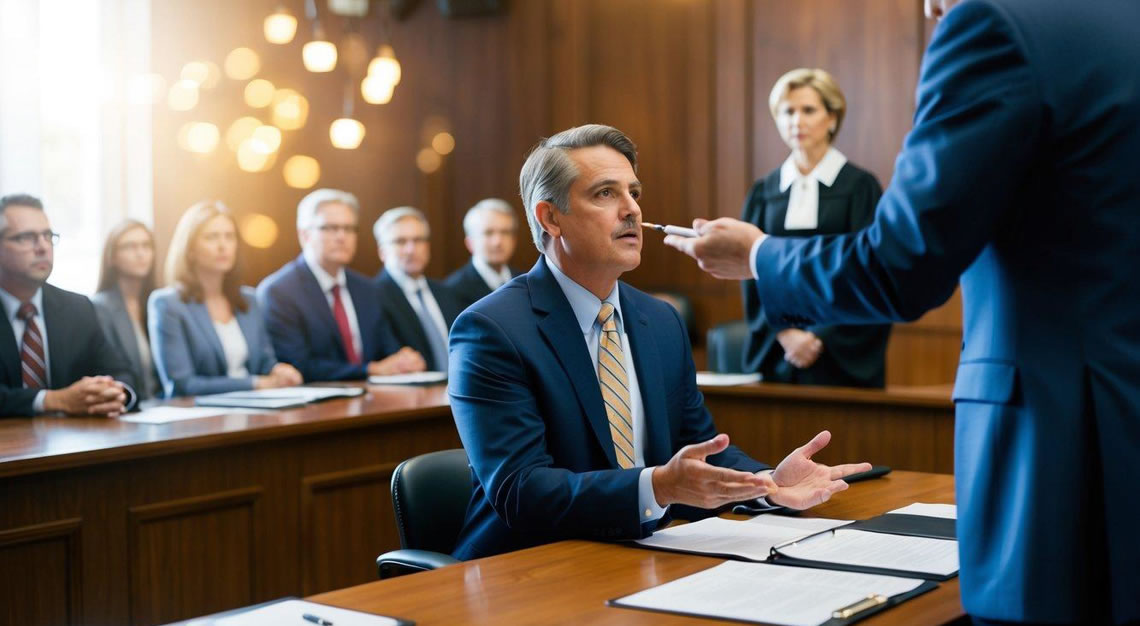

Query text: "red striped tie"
[330, 285, 361, 365]
[18, 302, 47, 390]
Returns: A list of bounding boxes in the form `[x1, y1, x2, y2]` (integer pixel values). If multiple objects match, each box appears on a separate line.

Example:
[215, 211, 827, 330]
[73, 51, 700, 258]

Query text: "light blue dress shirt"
[546, 259, 669, 523]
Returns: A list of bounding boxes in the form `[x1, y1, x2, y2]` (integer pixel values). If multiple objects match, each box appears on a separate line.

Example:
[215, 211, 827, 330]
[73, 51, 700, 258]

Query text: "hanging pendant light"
[263, 5, 298, 44]
[330, 83, 365, 149]
[303, 23, 338, 72]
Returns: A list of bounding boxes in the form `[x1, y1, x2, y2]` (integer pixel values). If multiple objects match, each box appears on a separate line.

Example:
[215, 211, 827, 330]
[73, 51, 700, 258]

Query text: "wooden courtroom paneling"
[127, 487, 262, 625]
[0, 518, 83, 626]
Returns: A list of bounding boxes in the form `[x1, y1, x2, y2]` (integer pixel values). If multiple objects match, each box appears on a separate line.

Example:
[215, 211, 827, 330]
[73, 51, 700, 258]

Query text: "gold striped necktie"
[597, 302, 635, 469]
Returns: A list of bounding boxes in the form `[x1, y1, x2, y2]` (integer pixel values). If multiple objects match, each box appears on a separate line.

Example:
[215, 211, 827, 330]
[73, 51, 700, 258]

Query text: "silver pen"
[641, 222, 698, 238]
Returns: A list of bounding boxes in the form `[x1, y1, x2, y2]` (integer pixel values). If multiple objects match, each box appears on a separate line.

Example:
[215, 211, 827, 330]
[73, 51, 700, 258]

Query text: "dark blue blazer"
[448, 256, 766, 560]
[443, 259, 521, 309]
[373, 269, 464, 371]
[752, 1, 1140, 622]
[148, 286, 277, 398]
[256, 255, 402, 382]
[1, 284, 137, 416]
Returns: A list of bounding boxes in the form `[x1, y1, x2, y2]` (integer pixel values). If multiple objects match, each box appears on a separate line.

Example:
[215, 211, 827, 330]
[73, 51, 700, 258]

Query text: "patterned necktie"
[414, 287, 449, 371]
[18, 302, 47, 390]
[597, 302, 635, 469]
[330, 285, 361, 365]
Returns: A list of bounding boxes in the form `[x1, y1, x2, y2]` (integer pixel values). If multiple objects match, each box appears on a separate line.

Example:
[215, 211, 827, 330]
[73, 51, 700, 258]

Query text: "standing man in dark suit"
[256, 189, 425, 382]
[448, 125, 870, 560]
[666, 1, 1140, 622]
[0, 194, 136, 417]
[444, 198, 521, 309]
[372, 207, 463, 373]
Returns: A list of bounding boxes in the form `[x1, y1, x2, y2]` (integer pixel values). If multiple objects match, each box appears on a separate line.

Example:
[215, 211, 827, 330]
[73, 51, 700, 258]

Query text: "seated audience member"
[0, 193, 136, 417]
[448, 125, 870, 560]
[257, 189, 424, 381]
[372, 207, 463, 372]
[149, 202, 302, 397]
[92, 219, 160, 401]
[444, 198, 522, 308]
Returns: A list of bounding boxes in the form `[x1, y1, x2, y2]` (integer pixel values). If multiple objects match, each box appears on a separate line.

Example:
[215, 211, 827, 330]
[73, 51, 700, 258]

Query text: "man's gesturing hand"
[652, 433, 777, 509]
[663, 218, 766, 280]
[768, 430, 873, 510]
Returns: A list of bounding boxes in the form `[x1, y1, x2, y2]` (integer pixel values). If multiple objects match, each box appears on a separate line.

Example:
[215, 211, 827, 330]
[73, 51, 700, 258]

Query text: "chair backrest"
[390, 448, 472, 554]
[706, 320, 750, 373]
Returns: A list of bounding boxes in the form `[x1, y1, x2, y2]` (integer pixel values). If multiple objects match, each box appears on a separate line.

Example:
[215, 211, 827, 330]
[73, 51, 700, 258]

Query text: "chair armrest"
[376, 548, 461, 579]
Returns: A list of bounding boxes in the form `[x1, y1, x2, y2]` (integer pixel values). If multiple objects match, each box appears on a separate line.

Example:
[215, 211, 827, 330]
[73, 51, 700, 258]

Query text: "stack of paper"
[195, 386, 364, 409]
[636, 515, 850, 561]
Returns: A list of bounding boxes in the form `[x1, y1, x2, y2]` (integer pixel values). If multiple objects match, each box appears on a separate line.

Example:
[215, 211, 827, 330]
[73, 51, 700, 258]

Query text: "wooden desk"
[0, 385, 458, 626]
[702, 383, 955, 474]
[311, 471, 961, 625]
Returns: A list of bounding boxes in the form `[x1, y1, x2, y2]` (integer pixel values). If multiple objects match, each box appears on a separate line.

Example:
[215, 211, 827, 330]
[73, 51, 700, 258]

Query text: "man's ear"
[464, 236, 475, 255]
[534, 201, 561, 239]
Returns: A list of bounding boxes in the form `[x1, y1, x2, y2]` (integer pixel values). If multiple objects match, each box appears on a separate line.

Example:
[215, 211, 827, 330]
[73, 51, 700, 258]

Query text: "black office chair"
[706, 320, 750, 373]
[376, 448, 472, 579]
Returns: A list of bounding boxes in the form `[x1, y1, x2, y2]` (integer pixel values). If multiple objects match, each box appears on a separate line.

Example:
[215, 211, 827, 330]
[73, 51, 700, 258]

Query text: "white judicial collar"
[779, 147, 848, 231]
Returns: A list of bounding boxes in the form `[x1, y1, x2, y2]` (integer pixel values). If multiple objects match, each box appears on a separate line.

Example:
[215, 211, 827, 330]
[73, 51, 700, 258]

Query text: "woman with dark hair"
[92, 219, 160, 400]
[149, 201, 302, 397]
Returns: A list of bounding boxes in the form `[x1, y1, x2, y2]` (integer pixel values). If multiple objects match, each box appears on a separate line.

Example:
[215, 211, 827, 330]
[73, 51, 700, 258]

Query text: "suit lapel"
[380, 271, 429, 353]
[1, 297, 21, 386]
[622, 289, 671, 466]
[187, 300, 228, 373]
[107, 289, 144, 378]
[296, 257, 348, 358]
[531, 258, 617, 467]
[234, 305, 261, 373]
[42, 285, 67, 386]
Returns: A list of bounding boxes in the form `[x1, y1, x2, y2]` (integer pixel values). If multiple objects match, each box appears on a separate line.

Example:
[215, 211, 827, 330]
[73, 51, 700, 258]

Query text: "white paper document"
[612, 561, 925, 626]
[119, 406, 237, 424]
[195, 386, 365, 409]
[637, 515, 850, 561]
[368, 371, 447, 385]
[778, 528, 959, 577]
[695, 371, 763, 387]
[888, 502, 958, 519]
[203, 599, 405, 626]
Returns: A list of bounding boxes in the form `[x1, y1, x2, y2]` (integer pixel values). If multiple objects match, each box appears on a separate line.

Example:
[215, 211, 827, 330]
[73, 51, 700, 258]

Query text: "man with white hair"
[444, 198, 521, 308]
[257, 189, 425, 382]
[372, 207, 463, 372]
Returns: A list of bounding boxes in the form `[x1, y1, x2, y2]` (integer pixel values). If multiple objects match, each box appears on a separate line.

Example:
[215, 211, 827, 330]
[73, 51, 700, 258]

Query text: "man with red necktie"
[0, 193, 137, 418]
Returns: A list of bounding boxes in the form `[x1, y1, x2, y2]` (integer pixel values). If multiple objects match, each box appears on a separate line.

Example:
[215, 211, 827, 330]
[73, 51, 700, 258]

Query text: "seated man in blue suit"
[257, 189, 425, 382]
[444, 198, 522, 309]
[448, 125, 871, 560]
[666, 1, 1140, 622]
[372, 206, 464, 373]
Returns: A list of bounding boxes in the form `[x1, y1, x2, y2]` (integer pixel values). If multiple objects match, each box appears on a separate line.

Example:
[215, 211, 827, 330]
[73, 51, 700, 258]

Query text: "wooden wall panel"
[127, 488, 263, 625]
[0, 519, 83, 626]
[149, 0, 960, 386]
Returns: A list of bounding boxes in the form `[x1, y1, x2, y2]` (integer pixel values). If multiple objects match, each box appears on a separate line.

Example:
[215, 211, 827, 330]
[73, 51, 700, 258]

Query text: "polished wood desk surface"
[311, 471, 960, 626]
[0, 384, 450, 479]
[0, 381, 951, 480]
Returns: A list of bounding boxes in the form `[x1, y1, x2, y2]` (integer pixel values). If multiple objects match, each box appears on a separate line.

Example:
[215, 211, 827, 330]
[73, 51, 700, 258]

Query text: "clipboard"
[769, 526, 958, 581]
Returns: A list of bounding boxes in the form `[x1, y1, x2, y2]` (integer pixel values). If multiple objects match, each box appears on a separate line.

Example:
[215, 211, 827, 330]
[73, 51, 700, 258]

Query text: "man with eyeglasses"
[257, 188, 426, 382]
[372, 207, 463, 373]
[0, 193, 137, 417]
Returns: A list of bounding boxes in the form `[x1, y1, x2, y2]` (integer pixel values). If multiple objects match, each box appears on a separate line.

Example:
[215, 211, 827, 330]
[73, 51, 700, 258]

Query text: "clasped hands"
[43, 375, 128, 418]
[651, 431, 871, 511]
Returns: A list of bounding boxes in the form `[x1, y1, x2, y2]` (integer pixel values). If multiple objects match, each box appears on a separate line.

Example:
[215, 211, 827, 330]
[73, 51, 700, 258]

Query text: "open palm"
[768, 430, 872, 510]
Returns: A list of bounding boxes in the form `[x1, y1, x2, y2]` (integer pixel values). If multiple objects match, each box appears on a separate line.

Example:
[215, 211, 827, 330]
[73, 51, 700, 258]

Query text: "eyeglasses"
[315, 224, 358, 236]
[3, 230, 60, 247]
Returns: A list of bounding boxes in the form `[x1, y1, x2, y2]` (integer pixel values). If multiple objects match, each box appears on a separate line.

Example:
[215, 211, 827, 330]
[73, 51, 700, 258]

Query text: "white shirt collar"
[385, 265, 428, 297]
[472, 256, 512, 289]
[0, 285, 44, 321]
[302, 253, 347, 293]
[545, 257, 622, 335]
[779, 147, 848, 192]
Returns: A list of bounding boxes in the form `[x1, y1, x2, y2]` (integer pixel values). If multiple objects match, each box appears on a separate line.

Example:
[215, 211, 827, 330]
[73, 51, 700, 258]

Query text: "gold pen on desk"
[831, 594, 887, 620]
[641, 222, 699, 238]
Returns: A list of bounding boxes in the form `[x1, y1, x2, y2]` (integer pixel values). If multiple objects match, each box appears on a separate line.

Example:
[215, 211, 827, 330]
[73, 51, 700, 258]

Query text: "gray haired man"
[444, 198, 521, 308]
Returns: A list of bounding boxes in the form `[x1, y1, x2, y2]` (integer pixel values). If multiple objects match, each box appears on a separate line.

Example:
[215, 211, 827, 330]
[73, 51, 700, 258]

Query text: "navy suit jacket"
[256, 255, 402, 381]
[443, 259, 521, 309]
[448, 256, 766, 560]
[752, 1, 1140, 622]
[1, 284, 137, 416]
[148, 286, 277, 397]
[373, 269, 464, 371]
